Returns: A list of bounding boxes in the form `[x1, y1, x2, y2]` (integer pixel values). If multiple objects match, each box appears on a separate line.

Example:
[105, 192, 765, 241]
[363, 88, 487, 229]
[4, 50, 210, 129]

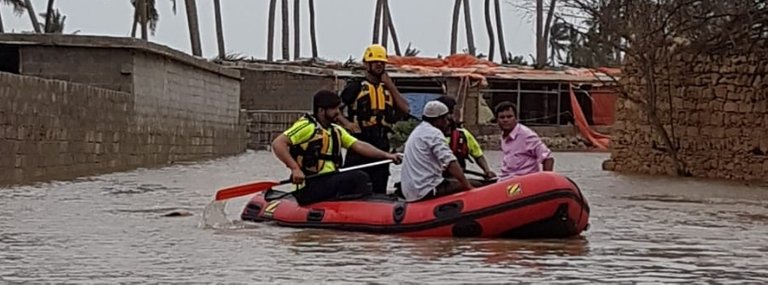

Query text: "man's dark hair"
[313, 90, 341, 114]
[434, 96, 457, 112]
[494, 101, 517, 117]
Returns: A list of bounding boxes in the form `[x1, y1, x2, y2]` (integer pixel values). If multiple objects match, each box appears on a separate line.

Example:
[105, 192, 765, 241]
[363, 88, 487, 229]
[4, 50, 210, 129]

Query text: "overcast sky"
[1, 0, 539, 62]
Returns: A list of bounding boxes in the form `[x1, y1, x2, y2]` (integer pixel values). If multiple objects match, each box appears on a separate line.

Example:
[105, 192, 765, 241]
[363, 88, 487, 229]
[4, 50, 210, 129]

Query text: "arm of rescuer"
[271, 134, 305, 184]
[463, 129, 496, 178]
[381, 72, 410, 115]
[337, 81, 362, 133]
[338, 125, 402, 164]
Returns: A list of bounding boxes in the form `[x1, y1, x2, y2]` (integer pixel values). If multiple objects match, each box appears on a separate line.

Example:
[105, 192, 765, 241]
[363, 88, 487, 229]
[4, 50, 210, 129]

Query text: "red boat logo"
[263, 200, 281, 217]
[506, 183, 522, 197]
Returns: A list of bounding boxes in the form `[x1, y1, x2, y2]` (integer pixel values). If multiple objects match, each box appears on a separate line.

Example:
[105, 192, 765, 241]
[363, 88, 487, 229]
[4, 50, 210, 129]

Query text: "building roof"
[221, 54, 620, 85]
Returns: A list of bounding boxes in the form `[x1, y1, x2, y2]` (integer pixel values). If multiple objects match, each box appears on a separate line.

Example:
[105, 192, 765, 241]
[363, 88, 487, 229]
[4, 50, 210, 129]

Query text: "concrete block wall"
[131, 51, 244, 162]
[20, 46, 134, 93]
[238, 69, 337, 110]
[0, 71, 245, 186]
[0, 73, 133, 184]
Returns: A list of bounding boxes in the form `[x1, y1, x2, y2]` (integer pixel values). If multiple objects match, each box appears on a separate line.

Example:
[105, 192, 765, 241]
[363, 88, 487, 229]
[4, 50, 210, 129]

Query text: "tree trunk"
[535, 0, 545, 68]
[24, 0, 41, 33]
[484, 0, 495, 61]
[281, 0, 289, 60]
[131, 6, 138, 37]
[494, 0, 508, 63]
[371, 0, 382, 44]
[309, 0, 318, 58]
[267, 0, 277, 61]
[139, 0, 148, 40]
[44, 0, 55, 33]
[539, 0, 557, 68]
[0, 12, 5, 33]
[450, 0, 461, 55]
[213, 0, 226, 58]
[381, 0, 389, 49]
[293, 0, 300, 60]
[185, 0, 202, 56]
[462, 0, 475, 55]
[384, 2, 401, 56]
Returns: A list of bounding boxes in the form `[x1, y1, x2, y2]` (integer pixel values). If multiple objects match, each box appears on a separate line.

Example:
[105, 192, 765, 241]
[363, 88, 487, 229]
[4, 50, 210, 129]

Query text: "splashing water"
[199, 200, 234, 229]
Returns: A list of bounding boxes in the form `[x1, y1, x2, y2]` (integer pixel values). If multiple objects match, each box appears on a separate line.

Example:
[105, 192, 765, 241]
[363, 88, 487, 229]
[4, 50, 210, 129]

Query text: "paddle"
[214, 159, 395, 201]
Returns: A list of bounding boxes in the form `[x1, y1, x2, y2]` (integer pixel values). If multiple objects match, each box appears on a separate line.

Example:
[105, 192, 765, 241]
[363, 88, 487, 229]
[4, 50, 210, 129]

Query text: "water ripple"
[0, 151, 767, 283]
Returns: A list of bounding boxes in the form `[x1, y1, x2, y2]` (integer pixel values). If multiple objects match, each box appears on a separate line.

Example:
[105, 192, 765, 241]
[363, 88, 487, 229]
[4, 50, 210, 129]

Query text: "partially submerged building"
[221, 54, 619, 149]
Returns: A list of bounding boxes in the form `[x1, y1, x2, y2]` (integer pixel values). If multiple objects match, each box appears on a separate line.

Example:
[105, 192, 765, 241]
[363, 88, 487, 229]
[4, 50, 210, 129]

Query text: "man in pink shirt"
[495, 102, 554, 180]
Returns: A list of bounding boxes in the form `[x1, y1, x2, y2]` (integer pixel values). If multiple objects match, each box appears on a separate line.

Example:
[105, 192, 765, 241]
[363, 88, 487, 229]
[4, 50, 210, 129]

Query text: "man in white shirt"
[400, 101, 476, 202]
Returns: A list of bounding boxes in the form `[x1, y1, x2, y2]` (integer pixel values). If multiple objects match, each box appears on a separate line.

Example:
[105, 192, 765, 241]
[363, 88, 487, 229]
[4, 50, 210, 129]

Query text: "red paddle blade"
[214, 181, 280, 201]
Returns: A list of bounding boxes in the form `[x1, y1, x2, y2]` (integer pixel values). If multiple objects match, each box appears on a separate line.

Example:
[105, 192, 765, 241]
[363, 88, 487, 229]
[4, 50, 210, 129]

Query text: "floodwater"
[1, 150, 768, 284]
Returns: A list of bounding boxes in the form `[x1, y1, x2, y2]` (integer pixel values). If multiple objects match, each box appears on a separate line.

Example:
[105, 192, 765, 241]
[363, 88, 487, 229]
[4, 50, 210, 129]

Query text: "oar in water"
[214, 159, 395, 201]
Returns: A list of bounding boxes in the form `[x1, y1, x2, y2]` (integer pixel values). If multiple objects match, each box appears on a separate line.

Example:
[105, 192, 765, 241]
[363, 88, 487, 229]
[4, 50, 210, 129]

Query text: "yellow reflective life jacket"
[289, 115, 343, 175]
[349, 80, 397, 129]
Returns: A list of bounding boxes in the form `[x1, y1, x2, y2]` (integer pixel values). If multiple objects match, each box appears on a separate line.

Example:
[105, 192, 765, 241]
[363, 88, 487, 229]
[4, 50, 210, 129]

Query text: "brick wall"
[238, 69, 338, 110]
[604, 52, 768, 181]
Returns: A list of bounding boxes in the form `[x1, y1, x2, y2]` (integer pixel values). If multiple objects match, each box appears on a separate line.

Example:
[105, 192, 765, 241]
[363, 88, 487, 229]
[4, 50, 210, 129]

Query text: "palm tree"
[381, 0, 389, 48]
[23, 0, 40, 33]
[484, 0, 495, 61]
[309, 0, 318, 58]
[183, 0, 202, 56]
[281, 0, 289, 60]
[536, 0, 557, 69]
[266, 0, 276, 61]
[370, 0, 400, 55]
[547, 20, 569, 64]
[536, 0, 544, 66]
[213, 0, 225, 58]
[371, 0, 382, 43]
[450, 0, 461, 54]
[130, 0, 177, 38]
[0, 0, 27, 33]
[293, 0, 299, 59]
[462, 0, 476, 55]
[38, 9, 65, 33]
[383, 0, 401, 55]
[494, 0, 508, 63]
[43, 0, 54, 33]
[404, 42, 420, 56]
[449, 0, 476, 55]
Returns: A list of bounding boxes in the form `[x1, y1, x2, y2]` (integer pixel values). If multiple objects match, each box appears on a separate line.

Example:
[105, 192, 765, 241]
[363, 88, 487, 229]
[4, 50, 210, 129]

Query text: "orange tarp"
[590, 87, 618, 125]
[569, 84, 610, 149]
[386, 54, 618, 83]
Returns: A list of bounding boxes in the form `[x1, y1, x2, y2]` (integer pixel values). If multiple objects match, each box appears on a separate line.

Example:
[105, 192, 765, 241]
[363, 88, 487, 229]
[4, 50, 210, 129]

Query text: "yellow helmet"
[363, 44, 388, 63]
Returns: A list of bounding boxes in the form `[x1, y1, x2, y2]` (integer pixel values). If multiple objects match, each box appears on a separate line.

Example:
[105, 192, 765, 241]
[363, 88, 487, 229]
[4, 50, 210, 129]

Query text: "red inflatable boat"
[240, 171, 590, 239]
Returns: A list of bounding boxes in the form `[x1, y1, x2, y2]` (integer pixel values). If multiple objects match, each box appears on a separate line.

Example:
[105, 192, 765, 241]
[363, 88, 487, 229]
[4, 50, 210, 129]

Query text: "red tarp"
[569, 84, 611, 149]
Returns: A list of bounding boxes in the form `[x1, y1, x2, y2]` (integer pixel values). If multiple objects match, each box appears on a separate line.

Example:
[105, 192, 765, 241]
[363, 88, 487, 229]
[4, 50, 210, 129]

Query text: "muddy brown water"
[1, 151, 767, 283]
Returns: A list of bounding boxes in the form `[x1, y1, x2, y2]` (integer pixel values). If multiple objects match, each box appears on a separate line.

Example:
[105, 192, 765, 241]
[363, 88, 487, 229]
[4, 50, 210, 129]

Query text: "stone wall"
[0, 72, 245, 186]
[605, 52, 768, 181]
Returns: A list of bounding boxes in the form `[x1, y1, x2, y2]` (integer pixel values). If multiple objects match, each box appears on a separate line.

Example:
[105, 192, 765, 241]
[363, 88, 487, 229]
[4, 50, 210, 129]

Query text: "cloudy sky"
[1, 0, 540, 62]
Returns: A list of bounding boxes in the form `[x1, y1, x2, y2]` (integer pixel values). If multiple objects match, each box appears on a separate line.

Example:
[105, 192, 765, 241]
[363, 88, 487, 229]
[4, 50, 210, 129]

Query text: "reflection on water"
[1, 150, 767, 283]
